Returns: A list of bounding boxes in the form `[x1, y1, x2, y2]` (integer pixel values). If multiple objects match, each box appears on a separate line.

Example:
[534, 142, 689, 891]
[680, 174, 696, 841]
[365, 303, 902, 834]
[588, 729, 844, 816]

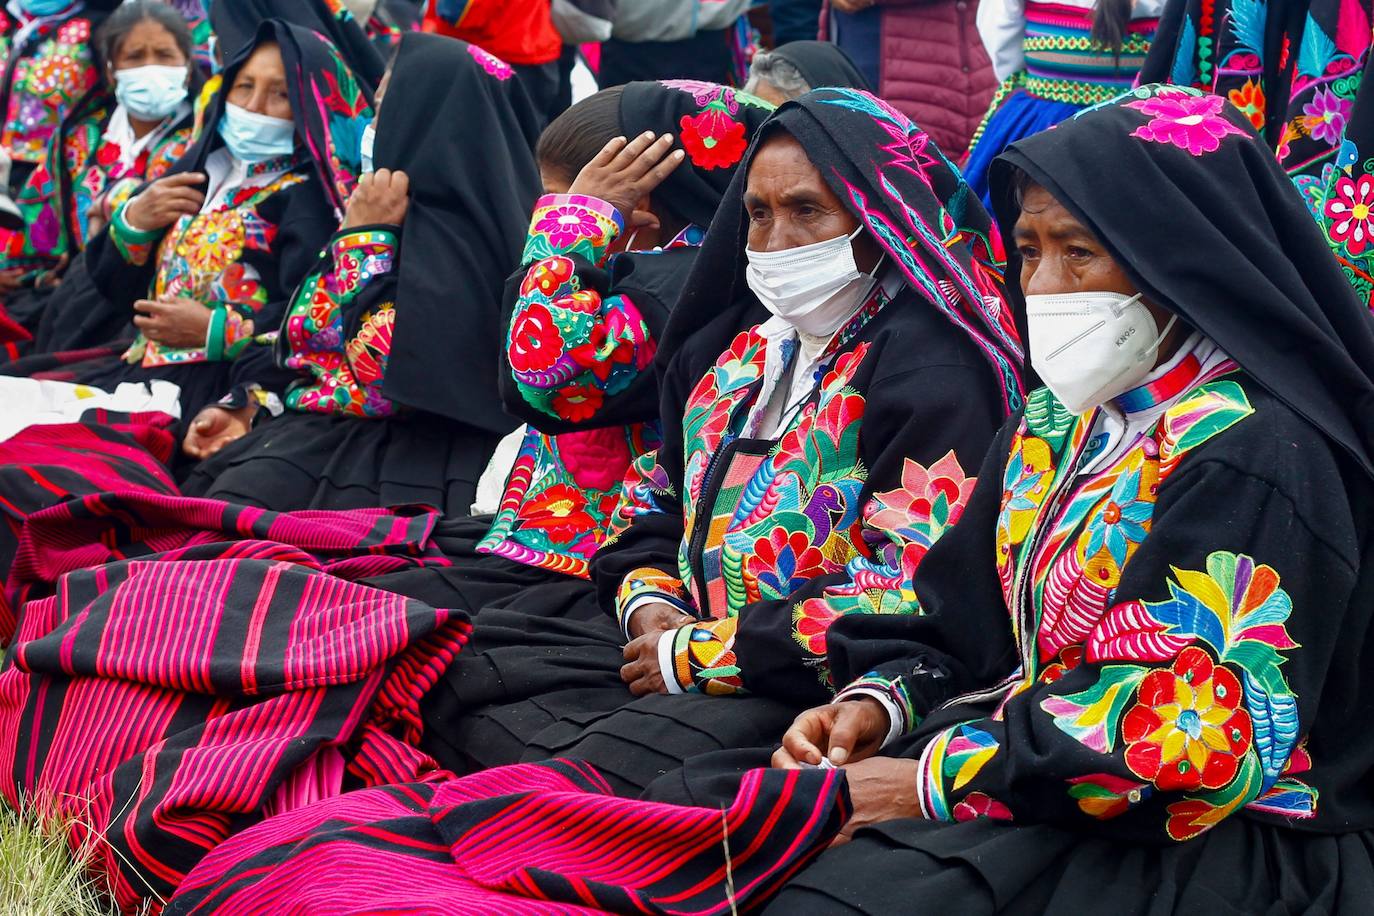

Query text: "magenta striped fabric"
[166, 759, 849, 915]
[0, 554, 471, 913]
[4, 491, 452, 644]
[0, 414, 179, 637]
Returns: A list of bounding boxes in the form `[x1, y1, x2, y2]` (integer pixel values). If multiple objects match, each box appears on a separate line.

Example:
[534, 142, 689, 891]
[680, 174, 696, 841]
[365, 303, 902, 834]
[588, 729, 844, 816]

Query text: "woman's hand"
[342, 168, 409, 229]
[568, 131, 685, 224]
[619, 602, 694, 696]
[123, 172, 205, 232]
[133, 297, 212, 349]
[830, 757, 922, 845]
[183, 405, 256, 459]
[772, 697, 889, 768]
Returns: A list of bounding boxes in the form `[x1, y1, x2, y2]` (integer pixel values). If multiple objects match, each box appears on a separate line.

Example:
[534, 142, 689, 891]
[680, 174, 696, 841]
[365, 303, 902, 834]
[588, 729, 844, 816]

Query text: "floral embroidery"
[468, 43, 514, 80]
[661, 80, 770, 170]
[509, 303, 565, 375]
[1323, 173, 1374, 256]
[534, 205, 604, 249]
[1226, 79, 1265, 130]
[552, 384, 604, 422]
[175, 208, 246, 275]
[1301, 87, 1351, 146]
[953, 793, 1014, 823]
[2, 16, 100, 164]
[1128, 93, 1249, 156]
[1067, 773, 1150, 820]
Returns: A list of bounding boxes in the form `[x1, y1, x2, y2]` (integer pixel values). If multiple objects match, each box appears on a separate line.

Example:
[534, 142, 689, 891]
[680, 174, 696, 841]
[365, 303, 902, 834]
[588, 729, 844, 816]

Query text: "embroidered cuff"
[522, 193, 623, 263]
[669, 617, 744, 696]
[657, 629, 684, 695]
[205, 305, 253, 361]
[329, 226, 398, 270]
[110, 199, 162, 266]
[615, 567, 691, 634]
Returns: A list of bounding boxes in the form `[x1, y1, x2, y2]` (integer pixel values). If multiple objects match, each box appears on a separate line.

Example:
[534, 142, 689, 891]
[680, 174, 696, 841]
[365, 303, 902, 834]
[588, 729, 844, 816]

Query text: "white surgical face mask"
[114, 64, 189, 121]
[218, 102, 296, 164]
[745, 225, 878, 337]
[359, 119, 376, 173]
[1025, 290, 1179, 415]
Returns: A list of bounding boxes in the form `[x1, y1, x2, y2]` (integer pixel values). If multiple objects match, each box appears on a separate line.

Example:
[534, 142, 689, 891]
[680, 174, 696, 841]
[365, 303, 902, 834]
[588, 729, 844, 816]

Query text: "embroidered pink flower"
[1302, 88, 1351, 146]
[467, 44, 513, 80]
[1324, 173, 1374, 255]
[534, 205, 603, 249]
[1128, 94, 1248, 156]
[558, 426, 633, 491]
[952, 792, 1013, 822]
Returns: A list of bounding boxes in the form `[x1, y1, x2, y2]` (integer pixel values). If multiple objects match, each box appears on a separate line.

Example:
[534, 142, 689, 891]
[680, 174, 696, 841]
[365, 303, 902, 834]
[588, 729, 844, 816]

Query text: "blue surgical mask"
[115, 65, 189, 121]
[218, 102, 296, 164]
[17, 0, 72, 17]
[359, 119, 376, 173]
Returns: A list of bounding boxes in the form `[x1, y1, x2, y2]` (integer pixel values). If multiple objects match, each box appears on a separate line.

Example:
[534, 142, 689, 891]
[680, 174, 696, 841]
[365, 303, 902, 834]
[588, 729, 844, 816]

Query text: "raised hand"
[342, 168, 409, 229]
[568, 131, 686, 225]
[123, 172, 206, 232]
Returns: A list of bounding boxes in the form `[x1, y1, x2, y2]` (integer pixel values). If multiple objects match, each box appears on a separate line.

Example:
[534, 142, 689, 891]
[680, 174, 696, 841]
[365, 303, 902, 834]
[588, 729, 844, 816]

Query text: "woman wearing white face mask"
[767, 86, 1374, 914]
[2, 1, 197, 314]
[412, 89, 1024, 798]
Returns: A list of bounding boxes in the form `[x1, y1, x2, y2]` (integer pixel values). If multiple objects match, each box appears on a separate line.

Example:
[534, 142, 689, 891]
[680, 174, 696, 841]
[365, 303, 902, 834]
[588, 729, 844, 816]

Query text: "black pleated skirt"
[181, 410, 500, 518]
[419, 606, 799, 797]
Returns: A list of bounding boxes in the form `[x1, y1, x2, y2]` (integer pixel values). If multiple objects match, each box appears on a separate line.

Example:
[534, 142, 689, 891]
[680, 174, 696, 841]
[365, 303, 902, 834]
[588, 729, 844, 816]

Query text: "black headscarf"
[209, 0, 386, 89]
[373, 33, 542, 432]
[618, 80, 777, 231]
[770, 40, 872, 94]
[662, 87, 1025, 414]
[166, 20, 370, 219]
[991, 83, 1374, 479]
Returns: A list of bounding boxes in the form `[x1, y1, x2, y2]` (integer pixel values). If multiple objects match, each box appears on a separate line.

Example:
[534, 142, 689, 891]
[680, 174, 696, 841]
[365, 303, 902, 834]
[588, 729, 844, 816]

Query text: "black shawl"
[373, 33, 542, 432]
[166, 20, 371, 220]
[618, 80, 777, 232]
[991, 83, 1374, 479]
[771, 40, 872, 94]
[661, 87, 1026, 415]
[209, 0, 386, 89]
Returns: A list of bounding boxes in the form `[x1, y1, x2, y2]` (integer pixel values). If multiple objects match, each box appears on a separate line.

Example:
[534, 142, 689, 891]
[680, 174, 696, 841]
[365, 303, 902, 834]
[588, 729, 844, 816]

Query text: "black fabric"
[373, 32, 542, 432]
[180, 409, 498, 518]
[771, 40, 871, 93]
[208, 0, 386, 89]
[419, 609, 797, 797]
[599, 28, 734, 89]
[32, 249, 125, 353]
[660, 88, 1025, 414]
[618, 80, 777, 231]
[991, 85, 1374, 481]
[360, 515, 602, 619]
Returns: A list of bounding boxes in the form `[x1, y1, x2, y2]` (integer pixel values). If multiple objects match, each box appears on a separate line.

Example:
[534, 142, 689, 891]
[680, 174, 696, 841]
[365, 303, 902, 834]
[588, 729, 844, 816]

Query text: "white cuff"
[657, 628, 684, 694]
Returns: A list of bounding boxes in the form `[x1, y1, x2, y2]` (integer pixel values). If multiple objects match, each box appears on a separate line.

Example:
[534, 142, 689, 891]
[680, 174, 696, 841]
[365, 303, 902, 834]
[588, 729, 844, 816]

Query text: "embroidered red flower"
[96, 141, 122, 168]
[520, 255, 575, 298]
[509, 303, 564, 375]
[952, 792, 1013, 822]
[552, 384, 604, 421]
[1226, 79, 1265, 130]
[1122, 647, 1253, 793]
[558, 426, 632, 492]
[678, 110, 748, 170]
[520, 483, 596, 539]
[1324, 173, 1374, 256]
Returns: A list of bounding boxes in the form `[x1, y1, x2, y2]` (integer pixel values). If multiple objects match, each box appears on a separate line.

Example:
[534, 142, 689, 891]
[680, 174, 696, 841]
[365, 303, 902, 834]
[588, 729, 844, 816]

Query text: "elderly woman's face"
[227, 42, 291, 121]
[744, 132, 882, 271]
[1013, 184, 1139, 299]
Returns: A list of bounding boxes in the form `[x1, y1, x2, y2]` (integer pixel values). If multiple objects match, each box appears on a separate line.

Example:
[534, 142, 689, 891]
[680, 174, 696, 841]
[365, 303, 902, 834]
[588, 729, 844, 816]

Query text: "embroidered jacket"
[830, 365, 1374, 840]
[92, 149, 338, 369]
[592, 284, 1007, 703]
[276, 224, 401, 418]
[0, 10, 100, 166]
[6, 97, 193, 274]
[480, 193, 698, 579]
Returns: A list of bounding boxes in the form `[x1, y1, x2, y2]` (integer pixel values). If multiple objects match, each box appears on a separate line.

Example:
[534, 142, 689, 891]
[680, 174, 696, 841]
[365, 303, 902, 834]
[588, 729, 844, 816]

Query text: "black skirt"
[33, 253, 130, 354]
[419, 607, 799, 797]
[181, 409, 500, 518]
[361, 514, 602, 621]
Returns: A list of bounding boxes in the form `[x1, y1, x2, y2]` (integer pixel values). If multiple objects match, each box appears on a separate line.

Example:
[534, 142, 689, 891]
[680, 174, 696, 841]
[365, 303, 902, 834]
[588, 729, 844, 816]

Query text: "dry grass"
[0, 798, 120, 916]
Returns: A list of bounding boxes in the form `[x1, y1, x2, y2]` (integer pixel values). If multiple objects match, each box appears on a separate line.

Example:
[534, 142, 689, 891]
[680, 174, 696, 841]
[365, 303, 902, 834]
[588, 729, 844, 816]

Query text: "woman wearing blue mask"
[76, 19, 370, 429]
[0, 1, 199, 346]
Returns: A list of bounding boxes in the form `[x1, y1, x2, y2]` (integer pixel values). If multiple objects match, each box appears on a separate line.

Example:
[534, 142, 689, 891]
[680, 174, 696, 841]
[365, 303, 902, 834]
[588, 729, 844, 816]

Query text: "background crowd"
[0, 0, 1372, 914]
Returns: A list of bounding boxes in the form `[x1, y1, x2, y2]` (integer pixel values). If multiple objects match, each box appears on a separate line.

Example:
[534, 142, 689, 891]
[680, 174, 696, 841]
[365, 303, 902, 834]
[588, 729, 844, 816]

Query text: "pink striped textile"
[0, 554, 471, 913]
[167, 759, 849, 915]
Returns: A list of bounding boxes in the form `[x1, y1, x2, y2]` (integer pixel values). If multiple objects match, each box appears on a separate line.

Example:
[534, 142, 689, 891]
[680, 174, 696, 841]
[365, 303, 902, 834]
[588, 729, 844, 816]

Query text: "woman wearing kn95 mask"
[416, 88, 1025, 798]
[766, 86, 1374, 914]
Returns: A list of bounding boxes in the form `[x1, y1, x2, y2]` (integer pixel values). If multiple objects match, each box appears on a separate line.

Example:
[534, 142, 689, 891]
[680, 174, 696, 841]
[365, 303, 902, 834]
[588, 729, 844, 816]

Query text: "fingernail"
[642, 130, 654, 139]
[673, 150, 685, 158]
[829, 748, 848, 765]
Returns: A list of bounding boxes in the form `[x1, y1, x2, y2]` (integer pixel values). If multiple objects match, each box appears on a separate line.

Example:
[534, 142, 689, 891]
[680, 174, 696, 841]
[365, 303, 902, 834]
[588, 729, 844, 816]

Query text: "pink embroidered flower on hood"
[1127, 93, 1248, 156]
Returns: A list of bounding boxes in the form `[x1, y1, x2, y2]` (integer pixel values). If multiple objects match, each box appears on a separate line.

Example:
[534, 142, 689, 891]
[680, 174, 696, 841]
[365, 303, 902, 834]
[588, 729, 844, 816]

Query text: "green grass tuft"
[0, 798, 121, 916]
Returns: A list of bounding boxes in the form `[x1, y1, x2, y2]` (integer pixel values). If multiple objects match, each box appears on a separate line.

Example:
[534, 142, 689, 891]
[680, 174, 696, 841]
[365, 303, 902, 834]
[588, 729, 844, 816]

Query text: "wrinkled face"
[743, 132, 881, 270]
[227, 41, 291, 121]
[111, 19, 188, 75]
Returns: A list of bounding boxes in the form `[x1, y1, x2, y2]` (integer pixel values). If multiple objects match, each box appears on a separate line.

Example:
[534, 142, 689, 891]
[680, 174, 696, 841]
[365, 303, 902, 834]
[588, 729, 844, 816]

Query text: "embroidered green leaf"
[1040, 664, 1145, 753]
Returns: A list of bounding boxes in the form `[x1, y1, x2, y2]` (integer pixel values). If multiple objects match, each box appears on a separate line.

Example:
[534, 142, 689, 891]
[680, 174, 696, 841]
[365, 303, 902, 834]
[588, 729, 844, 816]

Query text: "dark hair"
[1090, 0, 1132, 55]
[535, 85, 625, 183]
[96, 0, 194, 71]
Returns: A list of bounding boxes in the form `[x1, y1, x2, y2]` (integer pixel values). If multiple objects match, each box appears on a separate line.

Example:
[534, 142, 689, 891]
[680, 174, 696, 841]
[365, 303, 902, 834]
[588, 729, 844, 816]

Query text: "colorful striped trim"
[1114, 351, 1204, 414]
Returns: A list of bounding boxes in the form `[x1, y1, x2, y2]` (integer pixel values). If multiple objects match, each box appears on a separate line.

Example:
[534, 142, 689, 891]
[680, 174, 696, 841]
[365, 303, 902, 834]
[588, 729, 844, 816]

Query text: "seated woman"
[76, 20, 369, 426]
[765, 86, 1374, 913]
[744, 40, 871, 107]
[5, 0, 198, 345]
[418, 88, 1024, 795]
[178, 32, 541, 517]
